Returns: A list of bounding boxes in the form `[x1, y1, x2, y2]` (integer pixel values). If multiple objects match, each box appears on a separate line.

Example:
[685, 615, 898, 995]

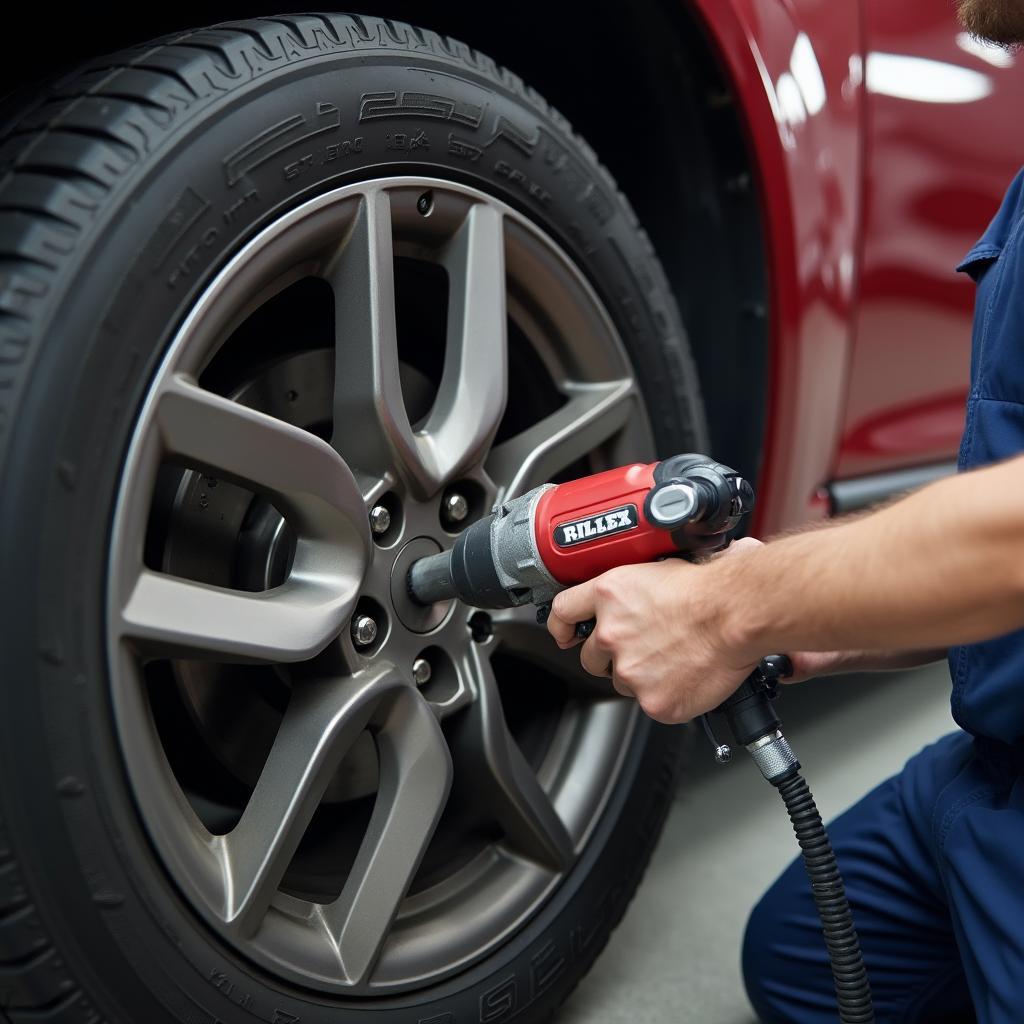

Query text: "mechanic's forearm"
[783, 646, 945, 684]
[857, 648, 948, 671]
[717, 457, 1024, 660]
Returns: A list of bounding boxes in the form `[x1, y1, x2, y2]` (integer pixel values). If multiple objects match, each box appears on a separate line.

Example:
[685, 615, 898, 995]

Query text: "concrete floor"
[557, 662, 958, 1024]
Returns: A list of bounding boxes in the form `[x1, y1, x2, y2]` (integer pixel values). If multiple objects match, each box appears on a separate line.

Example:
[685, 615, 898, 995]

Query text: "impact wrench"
[408, 454, 875, 1023]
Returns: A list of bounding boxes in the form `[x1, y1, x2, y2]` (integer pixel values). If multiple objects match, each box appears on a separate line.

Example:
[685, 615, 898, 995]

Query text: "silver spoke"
[418, 202, 508, 485]
[329, 188, 414, 489]
[487, 379, 636, 500]
[457, 644, 574, 871]
[218, 666, 401, 934]
[117, 374, 370, 661]
[157, 374, 368, 537]
[329, 191, 506, 497]
[324, 689, 453, 984]
[121, 571, 349, 662]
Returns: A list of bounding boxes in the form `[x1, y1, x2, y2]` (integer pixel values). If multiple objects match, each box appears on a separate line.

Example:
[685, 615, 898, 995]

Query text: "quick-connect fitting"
[746, 729, 800, 782]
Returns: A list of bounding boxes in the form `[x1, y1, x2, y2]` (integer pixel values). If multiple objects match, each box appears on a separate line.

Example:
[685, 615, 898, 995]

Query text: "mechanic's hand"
[546, 539, 765, 724]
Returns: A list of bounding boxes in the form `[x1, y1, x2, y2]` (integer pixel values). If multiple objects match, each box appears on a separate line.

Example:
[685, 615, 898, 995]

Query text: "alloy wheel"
[107, 178, 655, 993]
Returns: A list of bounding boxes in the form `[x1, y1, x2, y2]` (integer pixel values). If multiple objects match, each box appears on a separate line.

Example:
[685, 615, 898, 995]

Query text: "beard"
[957, 0, 1024, 46]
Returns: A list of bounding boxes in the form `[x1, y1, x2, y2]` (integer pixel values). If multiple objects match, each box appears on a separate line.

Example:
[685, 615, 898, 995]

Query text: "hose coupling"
[746, 729, 800, 782]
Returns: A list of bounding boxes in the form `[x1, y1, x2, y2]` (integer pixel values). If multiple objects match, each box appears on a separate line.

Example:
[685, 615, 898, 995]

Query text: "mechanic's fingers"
[548, 578, 599, 648]
[609, 673, 632, 698]
[579, 633, 613, 677]
[720, 536, 763, 556]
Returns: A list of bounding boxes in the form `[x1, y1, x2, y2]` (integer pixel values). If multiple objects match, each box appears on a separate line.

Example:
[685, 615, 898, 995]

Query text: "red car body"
[696, 0, 1017, 535]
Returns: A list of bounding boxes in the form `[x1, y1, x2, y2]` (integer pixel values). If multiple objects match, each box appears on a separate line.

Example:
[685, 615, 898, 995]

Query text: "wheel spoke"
[120, 571, 351, 662]
[323, 689, 453, 984]
[217, 666, 401, 934]
[487, 379, 636, 500]
[328, 188, 413, 489]
[418, 202, 508, 485]
[328, 190, 506, 497]
[116, 374, 370, 661]
[451, 644, 574, 871]
[156, 374, 368, 538]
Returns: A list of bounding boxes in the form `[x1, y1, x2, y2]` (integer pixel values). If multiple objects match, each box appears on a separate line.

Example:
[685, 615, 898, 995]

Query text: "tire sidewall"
[0, 46, 695, 1023]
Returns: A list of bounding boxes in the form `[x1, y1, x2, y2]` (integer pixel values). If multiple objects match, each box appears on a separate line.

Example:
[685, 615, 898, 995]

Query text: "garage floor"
[557, 662, 957, 1023]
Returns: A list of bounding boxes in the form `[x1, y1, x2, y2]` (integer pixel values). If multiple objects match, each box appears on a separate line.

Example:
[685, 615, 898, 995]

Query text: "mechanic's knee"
[742, 872, 828, 1024]
[742, 891, 786, 1024]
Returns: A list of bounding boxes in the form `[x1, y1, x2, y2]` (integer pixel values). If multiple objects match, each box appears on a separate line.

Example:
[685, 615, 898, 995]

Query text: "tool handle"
[574, 617, 596, 640]
[535, 605, 596, 641]
[715, 654, 794, 748]
[761, 653, 793, 679]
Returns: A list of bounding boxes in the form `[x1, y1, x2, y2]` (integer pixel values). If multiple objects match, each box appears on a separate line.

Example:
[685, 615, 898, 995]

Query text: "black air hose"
[773, 770, 874, 1023]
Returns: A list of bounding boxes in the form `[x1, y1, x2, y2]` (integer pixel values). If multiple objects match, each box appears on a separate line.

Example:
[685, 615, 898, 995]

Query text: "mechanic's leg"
[743, 732, 976, 1024]
[936, 751, 1024, 1024]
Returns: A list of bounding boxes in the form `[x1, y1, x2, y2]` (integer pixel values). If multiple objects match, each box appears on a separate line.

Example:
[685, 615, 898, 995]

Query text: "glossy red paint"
[837, 1, 1022, 478]
[692, 0, 863, 536]
[840, 390, 968, 461]
[692, 0, 1021, 532]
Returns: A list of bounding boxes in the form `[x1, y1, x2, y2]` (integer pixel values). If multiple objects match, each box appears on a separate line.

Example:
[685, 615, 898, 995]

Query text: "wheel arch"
[688, 0, 866, 535]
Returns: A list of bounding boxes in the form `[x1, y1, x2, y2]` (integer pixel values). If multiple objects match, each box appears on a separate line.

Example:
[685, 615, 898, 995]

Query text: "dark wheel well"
[1, 0, 768, 481]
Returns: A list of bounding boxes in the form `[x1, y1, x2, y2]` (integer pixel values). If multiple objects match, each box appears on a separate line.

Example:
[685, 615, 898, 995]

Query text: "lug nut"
[443, 491, 469, 524]
[417, 191, 433, 216]
[369, 504, 391, 536]
[412, 657, 432, 686]
[351, 614, 379, 648]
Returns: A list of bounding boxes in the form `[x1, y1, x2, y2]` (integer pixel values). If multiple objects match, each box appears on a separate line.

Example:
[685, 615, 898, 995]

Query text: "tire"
[0, 14, 708, 1024]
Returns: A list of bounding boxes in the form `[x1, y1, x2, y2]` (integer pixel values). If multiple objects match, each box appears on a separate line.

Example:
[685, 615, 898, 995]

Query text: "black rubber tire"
[0, 14, 708, 1023]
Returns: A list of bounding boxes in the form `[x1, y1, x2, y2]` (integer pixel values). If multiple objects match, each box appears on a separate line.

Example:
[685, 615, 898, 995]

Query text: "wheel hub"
[388, 536, 451, 635]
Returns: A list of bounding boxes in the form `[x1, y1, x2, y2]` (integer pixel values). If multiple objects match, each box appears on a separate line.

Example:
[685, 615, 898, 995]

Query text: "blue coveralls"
[743, 170, 1024, 1023]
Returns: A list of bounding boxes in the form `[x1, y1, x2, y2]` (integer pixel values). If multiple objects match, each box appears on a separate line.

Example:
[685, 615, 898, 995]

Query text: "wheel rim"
[107, 177, 655, 994]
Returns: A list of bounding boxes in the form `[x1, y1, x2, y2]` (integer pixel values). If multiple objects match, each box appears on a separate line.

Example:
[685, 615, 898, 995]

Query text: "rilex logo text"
[553, 504, 639, 547]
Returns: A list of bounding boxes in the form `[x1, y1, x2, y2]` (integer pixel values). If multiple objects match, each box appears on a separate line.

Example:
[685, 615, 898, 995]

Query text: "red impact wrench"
[408, 453, 753, 625]
[407, 453, 778, 760]
[407, 453, 760, 760]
